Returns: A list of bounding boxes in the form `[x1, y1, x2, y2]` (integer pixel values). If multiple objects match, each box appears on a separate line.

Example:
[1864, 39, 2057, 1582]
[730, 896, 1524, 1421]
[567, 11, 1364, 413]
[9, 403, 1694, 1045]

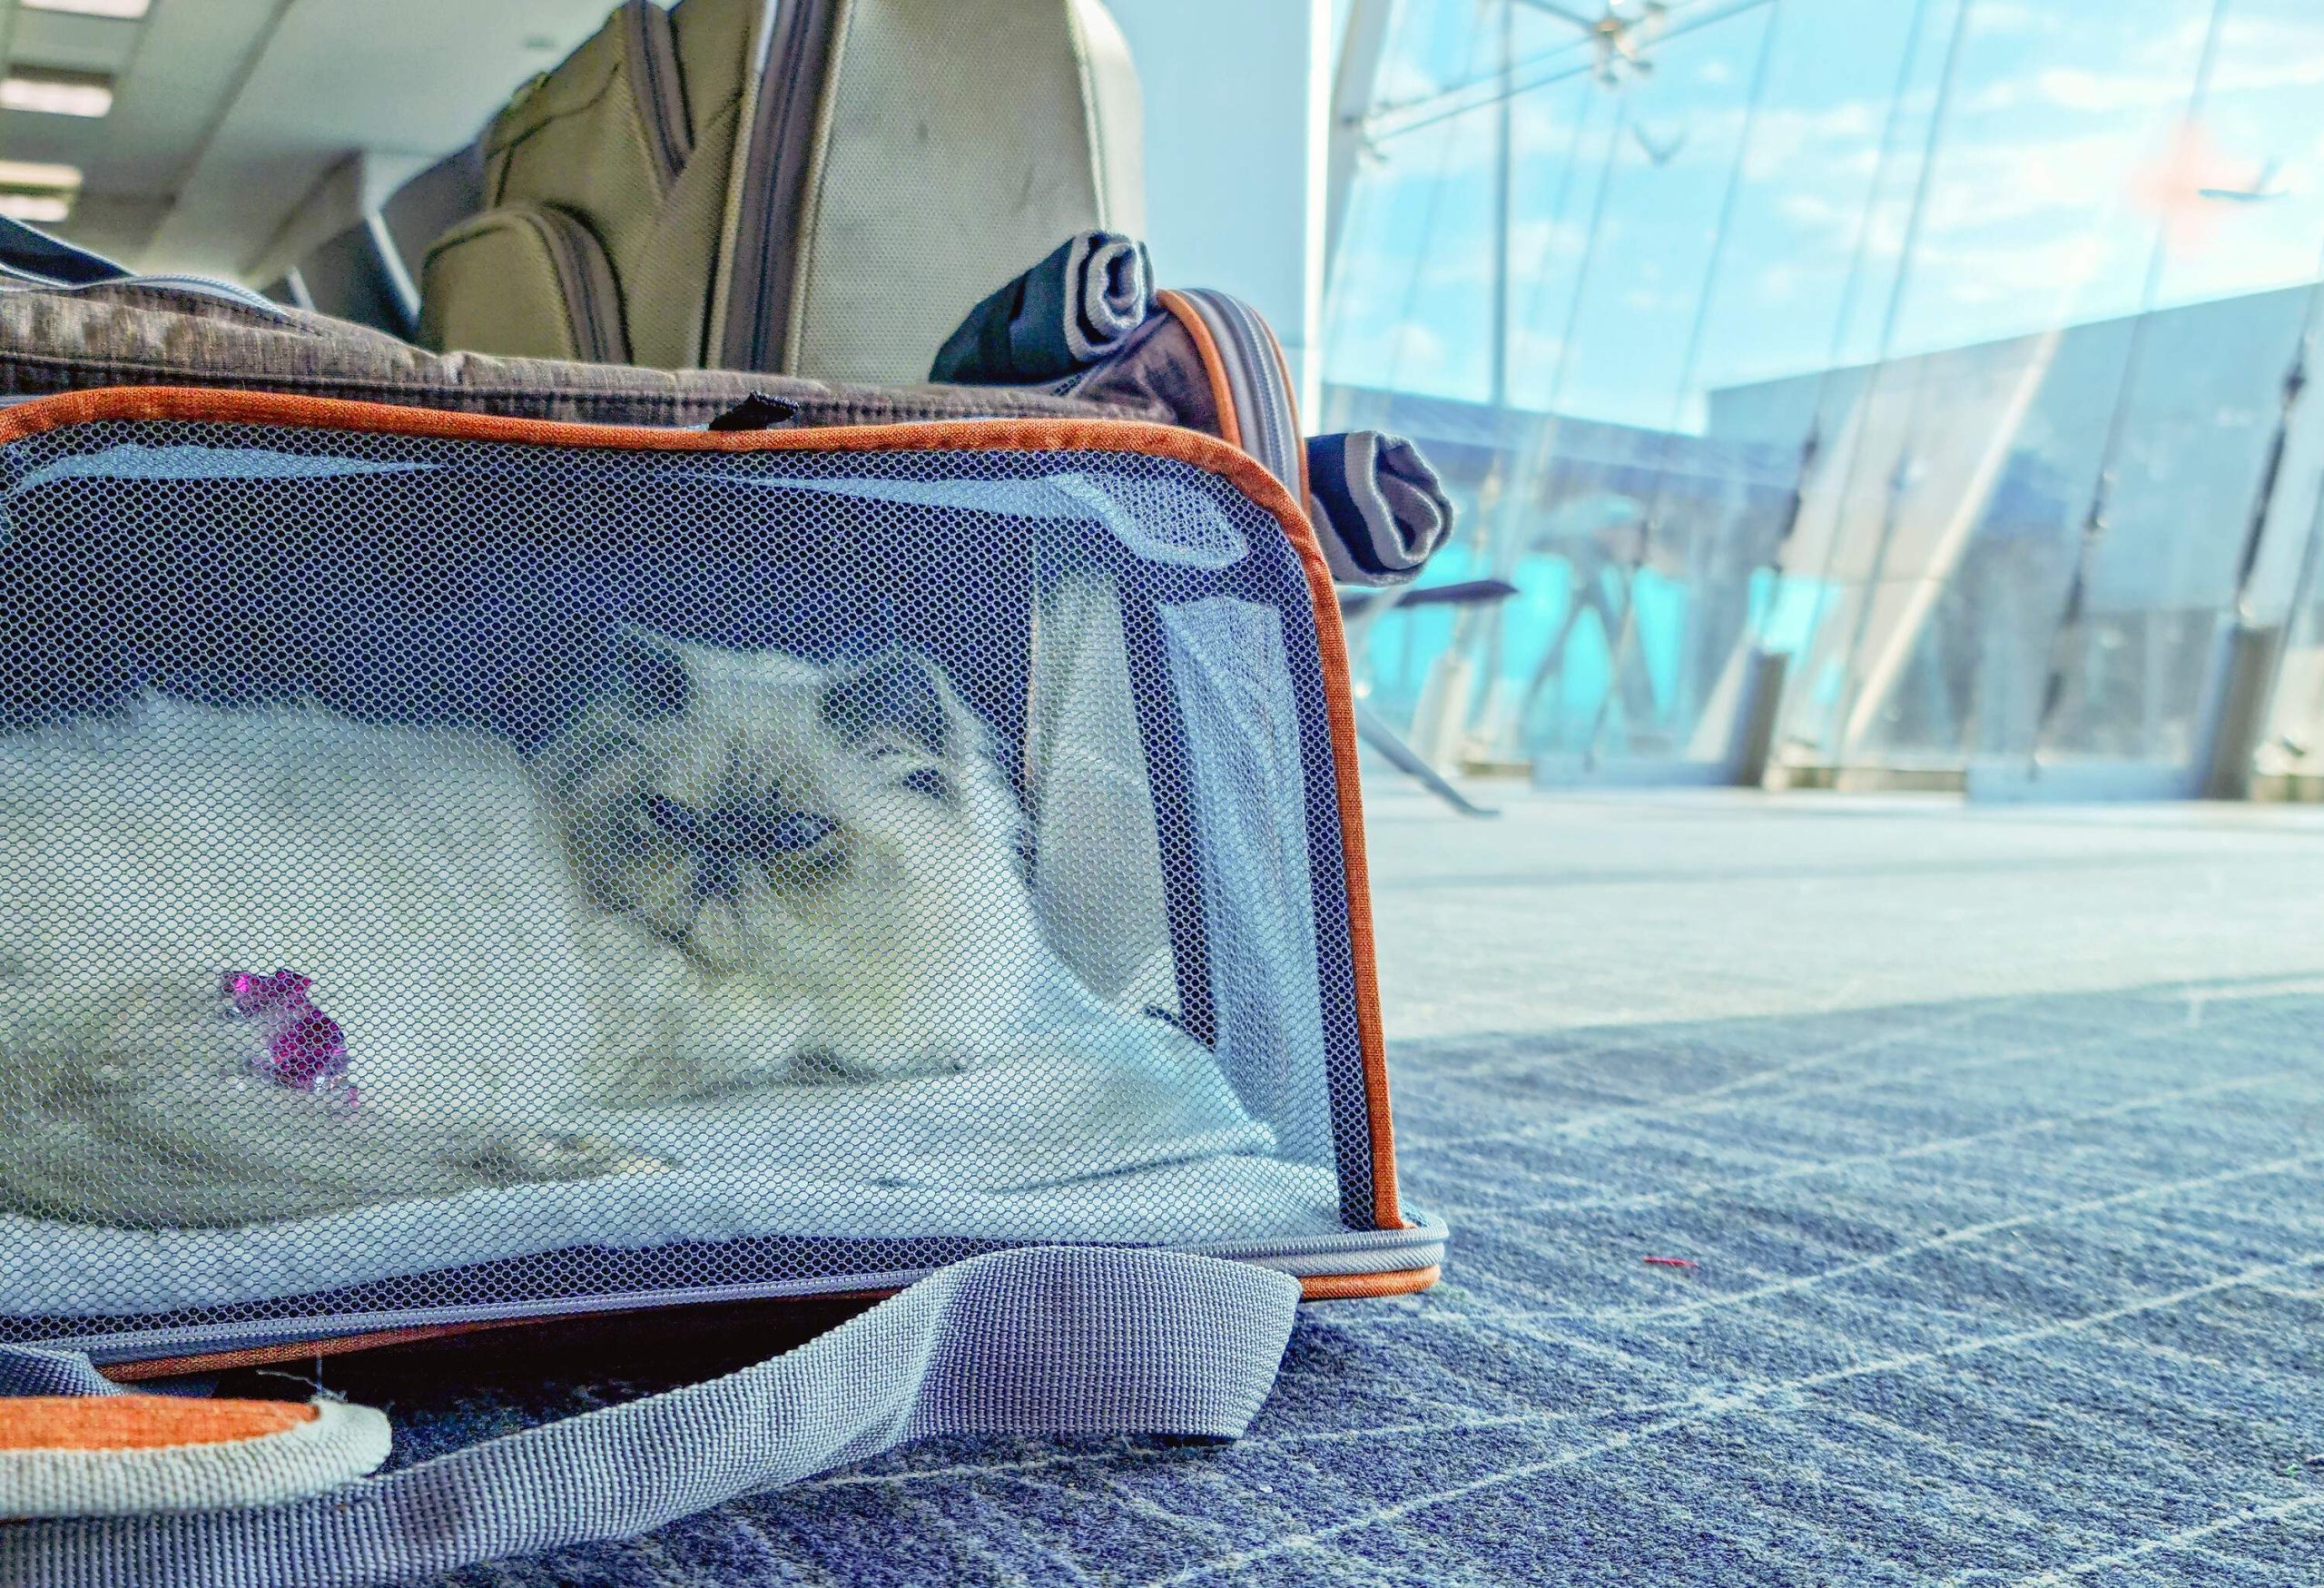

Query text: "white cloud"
[1965, 13, 2324, 115]
[1966, 1, 2067, 39]
[1918, 133, 2150, 231]
[1736, 102, 1886, 182]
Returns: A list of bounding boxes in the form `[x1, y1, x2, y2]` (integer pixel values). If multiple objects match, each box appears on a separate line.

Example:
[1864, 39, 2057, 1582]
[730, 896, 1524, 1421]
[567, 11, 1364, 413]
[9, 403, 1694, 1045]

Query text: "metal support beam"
[1323, 0, 1393, 285]
[2202, 624, 2288, 800]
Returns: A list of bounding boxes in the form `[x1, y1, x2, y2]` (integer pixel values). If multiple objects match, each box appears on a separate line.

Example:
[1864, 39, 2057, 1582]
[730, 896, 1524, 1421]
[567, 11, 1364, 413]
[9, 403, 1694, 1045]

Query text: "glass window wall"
[1325, 0, 2324, 794]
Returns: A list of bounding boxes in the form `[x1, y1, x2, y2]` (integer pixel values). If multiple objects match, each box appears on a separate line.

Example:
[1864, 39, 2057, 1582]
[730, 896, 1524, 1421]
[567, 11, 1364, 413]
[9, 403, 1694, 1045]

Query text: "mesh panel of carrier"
[0, 400, 1436, 1360]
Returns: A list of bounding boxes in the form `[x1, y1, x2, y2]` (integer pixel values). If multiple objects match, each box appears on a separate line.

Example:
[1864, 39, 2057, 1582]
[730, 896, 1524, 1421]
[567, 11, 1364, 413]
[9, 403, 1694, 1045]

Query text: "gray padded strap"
[0, 1246, 1300, 1586]
[0, 1344, 124, 1399]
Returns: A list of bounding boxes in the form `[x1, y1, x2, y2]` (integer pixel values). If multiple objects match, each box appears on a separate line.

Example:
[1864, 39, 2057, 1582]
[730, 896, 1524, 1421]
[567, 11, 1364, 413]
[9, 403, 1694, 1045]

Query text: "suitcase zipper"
[623, 0, 692, 192]
[718, 0, 840, 370]
[526, 206, 629, 364]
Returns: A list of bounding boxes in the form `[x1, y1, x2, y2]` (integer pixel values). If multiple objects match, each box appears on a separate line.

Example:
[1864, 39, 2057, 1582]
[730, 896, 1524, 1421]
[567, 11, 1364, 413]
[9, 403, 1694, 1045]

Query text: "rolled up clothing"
[1305, 430, 1456, 587]
[931, 231, 1153, 384]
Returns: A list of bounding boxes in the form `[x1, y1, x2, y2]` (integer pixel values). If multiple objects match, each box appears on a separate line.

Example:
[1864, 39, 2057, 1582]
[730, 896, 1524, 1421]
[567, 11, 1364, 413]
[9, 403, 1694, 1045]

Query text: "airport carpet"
[261, 786, 2324, 1586]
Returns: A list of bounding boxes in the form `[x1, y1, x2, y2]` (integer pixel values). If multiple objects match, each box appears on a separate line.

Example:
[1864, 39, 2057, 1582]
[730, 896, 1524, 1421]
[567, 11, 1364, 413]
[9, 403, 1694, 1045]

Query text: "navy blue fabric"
[0, 216, 127, 287]
[931, 232, 1152, 385]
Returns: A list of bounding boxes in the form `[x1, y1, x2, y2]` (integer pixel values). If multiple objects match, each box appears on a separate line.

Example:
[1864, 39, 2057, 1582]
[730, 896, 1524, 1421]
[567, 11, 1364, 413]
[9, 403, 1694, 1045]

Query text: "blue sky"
[1323, 0, 2324, 431]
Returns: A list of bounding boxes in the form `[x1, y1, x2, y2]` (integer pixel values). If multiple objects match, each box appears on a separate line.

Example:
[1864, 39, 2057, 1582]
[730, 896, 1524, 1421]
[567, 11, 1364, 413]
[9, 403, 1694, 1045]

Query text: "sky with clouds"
[1324, 0, 2324, 432]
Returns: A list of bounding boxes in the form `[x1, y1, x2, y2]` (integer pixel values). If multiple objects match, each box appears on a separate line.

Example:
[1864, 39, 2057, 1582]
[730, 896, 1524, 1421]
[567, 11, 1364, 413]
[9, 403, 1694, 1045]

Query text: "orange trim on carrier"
[1300, 1266, 1440, 1301]
[0, 387, 1408, 1236]
[98, 1322, 533, 1383]
[99, 1262, 1445, 1380]
[0, 1396, 320, 1450]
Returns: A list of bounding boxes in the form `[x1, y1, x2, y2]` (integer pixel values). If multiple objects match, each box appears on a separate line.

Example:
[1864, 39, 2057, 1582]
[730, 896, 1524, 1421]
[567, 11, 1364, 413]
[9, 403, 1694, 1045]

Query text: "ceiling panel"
[0, 0, 286, 260]
[143, 0, 614, 275]
[51, 189, 165, 261]
[8, 8, 143, 74]
[0, 0, 619, 274]
[65, 0, 281, 191]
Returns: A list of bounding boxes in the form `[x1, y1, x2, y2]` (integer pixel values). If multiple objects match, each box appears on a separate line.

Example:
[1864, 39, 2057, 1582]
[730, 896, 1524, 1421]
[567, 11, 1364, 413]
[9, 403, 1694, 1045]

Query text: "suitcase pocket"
[419, 203, 629, 363]
[485, 1, 691, 207]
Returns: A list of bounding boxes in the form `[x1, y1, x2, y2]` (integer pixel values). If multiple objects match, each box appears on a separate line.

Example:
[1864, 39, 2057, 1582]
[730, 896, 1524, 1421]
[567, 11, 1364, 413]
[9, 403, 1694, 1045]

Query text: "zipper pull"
[704, 392, 801, 431]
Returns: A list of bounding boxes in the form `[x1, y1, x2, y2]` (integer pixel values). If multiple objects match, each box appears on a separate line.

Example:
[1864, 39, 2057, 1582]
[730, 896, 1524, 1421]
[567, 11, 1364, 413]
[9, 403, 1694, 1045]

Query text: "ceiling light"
[0, 160, 82, 192]
[20, 0, 151, 18]
[0, 192, 74, 223]
[0, 69, 114, 118]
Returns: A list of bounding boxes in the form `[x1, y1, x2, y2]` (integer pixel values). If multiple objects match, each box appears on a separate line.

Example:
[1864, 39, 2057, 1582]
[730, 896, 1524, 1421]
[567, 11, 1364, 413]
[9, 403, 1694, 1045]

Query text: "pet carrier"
[0, 81, 1451, 1554]
[0, 384, 1442, 1372]
[0, 207, 1447, 1573]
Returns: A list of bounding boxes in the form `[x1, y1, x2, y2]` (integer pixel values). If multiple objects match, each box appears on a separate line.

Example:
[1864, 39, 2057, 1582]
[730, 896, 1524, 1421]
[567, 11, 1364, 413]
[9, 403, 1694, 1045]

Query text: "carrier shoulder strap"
[0, 1247, 1297, 1586]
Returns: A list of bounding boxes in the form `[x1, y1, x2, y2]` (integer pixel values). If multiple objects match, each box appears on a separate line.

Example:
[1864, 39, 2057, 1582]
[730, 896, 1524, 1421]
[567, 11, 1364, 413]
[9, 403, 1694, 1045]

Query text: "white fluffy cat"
[0, 634, 1057, 1227]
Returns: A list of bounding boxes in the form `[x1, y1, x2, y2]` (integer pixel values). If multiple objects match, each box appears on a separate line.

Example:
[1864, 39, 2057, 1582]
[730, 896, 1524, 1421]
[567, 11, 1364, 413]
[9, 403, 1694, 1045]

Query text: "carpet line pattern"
[1144, 1250, 2324, 1587]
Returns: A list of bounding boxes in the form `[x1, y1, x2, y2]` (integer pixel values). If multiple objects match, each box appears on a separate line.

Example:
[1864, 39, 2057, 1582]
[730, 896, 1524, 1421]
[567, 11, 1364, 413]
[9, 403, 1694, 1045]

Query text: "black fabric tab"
[704, 393, 802, 431]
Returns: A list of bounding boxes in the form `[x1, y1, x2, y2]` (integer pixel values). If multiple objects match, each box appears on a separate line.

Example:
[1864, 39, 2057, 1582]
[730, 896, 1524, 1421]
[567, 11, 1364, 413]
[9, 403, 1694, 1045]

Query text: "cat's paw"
[458, 1129, 668, 1185]
[790, 1037, 980, 1081]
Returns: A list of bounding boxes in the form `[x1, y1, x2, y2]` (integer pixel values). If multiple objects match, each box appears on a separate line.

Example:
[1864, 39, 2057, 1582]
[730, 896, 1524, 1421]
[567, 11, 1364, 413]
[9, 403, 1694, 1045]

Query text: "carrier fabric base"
[0, 388, 1434, 1363]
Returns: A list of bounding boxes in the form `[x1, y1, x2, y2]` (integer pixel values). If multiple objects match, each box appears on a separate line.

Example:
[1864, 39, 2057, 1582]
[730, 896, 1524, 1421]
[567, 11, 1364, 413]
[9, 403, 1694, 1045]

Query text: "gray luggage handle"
[0, 1246, 1299, 1586]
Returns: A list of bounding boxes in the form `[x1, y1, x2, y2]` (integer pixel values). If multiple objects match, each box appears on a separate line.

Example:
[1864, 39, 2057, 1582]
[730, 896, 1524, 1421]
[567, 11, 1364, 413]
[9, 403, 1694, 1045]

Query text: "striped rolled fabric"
[931, 232, 1154, 384]
[1305, 430, 1456, 587]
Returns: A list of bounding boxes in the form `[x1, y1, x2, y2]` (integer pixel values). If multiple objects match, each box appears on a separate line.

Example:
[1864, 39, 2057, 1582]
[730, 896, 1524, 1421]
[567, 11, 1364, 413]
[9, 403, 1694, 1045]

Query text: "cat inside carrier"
[0, 388, 1440, 1366]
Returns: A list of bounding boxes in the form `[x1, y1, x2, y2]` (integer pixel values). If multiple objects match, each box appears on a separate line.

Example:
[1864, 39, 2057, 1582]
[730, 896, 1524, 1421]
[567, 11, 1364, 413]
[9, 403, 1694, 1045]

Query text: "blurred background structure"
[1323, 0, 2324, 803]
[5, 0, 2321, 804]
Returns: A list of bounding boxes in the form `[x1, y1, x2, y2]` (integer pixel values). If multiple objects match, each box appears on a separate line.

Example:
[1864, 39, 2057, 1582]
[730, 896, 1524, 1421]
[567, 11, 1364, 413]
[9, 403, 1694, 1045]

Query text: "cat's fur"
[0, 635, 1052, 1227]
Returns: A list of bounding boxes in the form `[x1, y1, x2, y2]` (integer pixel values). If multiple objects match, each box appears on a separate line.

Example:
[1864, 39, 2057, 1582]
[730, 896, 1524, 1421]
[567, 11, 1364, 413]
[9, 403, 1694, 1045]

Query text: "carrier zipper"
[1170, 287, 1305, 495]
[0, 217, 291, 324]
[0, 271, 293, 321]
[622, 0, 693, 192]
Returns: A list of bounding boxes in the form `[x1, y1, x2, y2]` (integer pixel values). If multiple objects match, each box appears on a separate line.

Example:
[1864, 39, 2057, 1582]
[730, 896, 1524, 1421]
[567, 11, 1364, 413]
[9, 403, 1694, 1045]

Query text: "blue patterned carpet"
[237, 789, 2324, 1585]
